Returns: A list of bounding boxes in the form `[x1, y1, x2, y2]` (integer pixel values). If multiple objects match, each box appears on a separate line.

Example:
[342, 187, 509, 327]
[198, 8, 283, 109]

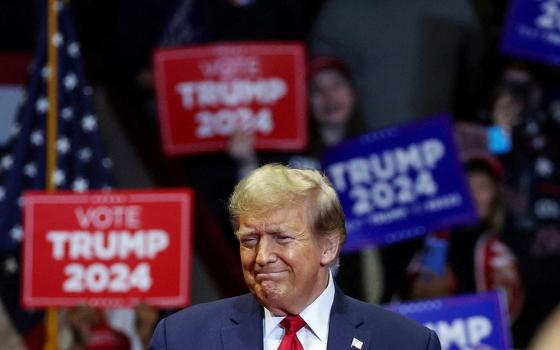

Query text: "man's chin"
[253, 283, 287, 305]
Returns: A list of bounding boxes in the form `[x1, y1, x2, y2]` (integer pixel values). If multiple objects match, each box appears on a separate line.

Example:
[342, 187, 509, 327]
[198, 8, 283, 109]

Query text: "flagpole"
[46, 0, 58, 190]
[45, 0, 59, 348]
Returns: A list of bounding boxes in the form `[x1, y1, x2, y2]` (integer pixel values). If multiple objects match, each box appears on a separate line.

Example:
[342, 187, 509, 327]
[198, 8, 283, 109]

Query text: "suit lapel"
[327, 288, 371, 350]
[221, 295, 264, 350]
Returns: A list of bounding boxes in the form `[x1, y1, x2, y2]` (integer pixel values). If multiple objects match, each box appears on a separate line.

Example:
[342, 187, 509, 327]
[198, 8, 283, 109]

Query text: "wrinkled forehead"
[237, 205, 310, 233]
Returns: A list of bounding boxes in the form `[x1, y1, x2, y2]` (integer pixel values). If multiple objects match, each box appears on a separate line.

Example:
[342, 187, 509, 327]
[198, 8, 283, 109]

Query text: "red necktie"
[278, 315, 306, 350]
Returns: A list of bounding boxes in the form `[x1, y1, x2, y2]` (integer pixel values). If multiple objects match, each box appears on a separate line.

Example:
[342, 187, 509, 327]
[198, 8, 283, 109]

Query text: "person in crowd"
[402, 156, 524, 321]
[483, 65, 560, 347]
[65, 306, 131, 350]
[150, 164, 440, 349]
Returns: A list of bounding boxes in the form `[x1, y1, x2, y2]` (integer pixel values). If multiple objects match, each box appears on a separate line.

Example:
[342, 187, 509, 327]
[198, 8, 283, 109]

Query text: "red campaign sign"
[153, 42, 307, 155]
[22, 189, 193, 309]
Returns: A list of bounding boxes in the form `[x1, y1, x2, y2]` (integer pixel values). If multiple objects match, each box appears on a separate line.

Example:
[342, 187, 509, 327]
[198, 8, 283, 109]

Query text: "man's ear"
[320, 233, 341, 266]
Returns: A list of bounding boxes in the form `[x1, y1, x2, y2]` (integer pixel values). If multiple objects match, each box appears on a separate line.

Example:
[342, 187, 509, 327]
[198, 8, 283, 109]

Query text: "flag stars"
[53, 169, 66, 186]
[0, 186, 5, 201]
[1, 155, 14, 171]
[24, 163, 38, 178]
[17, 196, 24, 208]
[67, 42, 80, 58]
[10, 225, 23, 242]
[36, 97, 49, 113]
[41, 66, 51, 79]
[78, 148, 92, 162]
[61, 107, 73, 120]
[72, 178, 89, 192]
[51, 32, 63, 47]
[63, 73, 78, 90]
[30, 130, 44, 146]
[82, 114, 97, 132]
[10, 123, 21, 137]
[56, 137, 71, 155]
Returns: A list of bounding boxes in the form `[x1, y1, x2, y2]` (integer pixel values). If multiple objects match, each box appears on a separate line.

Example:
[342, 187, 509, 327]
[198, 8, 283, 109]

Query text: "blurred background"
[1, 0, 560, 349]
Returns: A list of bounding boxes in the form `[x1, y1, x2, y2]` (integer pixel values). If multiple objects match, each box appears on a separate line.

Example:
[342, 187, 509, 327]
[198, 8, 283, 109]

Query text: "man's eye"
[240, 237, 258, 246]
[276, 235, 292, 242]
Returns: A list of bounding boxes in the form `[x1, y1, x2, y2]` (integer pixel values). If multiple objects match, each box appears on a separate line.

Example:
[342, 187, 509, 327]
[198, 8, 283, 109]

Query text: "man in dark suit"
[150, 164, 440, 349]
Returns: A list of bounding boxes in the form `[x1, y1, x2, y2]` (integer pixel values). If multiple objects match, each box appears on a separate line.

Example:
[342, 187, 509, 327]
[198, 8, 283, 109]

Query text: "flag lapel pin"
[351, 337, 363, 349]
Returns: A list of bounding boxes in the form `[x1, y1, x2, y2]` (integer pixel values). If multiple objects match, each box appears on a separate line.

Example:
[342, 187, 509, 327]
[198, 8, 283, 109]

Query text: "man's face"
[237, 205, 337, 315]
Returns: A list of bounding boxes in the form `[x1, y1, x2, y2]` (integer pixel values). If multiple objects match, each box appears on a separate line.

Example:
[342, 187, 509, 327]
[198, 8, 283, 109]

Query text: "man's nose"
[255, 237, 276, 265]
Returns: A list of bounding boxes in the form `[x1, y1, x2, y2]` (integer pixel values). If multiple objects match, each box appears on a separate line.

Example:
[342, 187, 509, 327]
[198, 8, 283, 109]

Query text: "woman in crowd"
[404, 155, 524, 321]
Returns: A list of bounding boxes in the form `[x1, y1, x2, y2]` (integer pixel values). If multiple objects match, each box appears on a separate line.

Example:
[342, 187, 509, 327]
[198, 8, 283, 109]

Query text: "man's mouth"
[255, 270, 287, 281]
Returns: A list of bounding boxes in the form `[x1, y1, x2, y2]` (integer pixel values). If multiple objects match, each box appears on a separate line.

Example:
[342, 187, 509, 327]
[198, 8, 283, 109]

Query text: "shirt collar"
[263, 271, 335, 342]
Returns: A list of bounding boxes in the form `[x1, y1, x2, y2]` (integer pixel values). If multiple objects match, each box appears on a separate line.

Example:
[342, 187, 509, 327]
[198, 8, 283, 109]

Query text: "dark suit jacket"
[150, 289, 441, 349]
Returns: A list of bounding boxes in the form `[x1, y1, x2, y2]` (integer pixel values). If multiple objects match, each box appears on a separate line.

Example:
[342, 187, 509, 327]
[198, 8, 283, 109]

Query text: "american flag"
[0, 1, 113, 336]
[0, 1, 113, 250]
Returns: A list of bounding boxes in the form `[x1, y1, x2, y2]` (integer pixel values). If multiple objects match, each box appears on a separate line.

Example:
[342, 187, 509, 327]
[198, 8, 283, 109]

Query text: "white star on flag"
[67, 42, 80, 57]
[10, 225, 22, 242]
[53, 169, 66, 186]
[10, 123, 21, 137]
[36, 97, 49, 113]
[0, 187, 5, 201]
[51, 32, 63, 47]
[30, 130, 44, 146]
[61, 106, 73, 120]
[64, 73, 78, 90]
[81, 114, 97, 131]
[41, 66, 51, 79]
[78, 148, 92, 161]
[72, 177, 89, 192]
[24, 163, 38, 178]
[1, 155, 14, 171]
[56, 137, 71, 154]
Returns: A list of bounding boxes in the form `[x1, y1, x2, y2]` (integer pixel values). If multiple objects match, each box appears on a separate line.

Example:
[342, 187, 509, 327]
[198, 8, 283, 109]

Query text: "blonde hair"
[229, 164, 346, 246]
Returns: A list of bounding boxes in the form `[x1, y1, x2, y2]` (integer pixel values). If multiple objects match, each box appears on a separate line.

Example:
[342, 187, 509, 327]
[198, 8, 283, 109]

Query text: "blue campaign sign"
[385, 292, 512, 350]
[321, 114, 477, 252]
[501, 0, 560, 66]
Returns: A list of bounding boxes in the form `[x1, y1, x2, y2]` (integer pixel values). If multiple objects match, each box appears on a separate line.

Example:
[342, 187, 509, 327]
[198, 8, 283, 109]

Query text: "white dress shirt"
[263, 272, 335, 350]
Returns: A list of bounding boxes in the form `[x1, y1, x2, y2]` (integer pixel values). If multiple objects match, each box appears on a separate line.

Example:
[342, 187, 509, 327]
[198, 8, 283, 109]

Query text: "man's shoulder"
[343, 296, 420, 327]
[151, 294, 259, 349]
[165, 293, 254, 324]
[339, 295, 440, 349]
